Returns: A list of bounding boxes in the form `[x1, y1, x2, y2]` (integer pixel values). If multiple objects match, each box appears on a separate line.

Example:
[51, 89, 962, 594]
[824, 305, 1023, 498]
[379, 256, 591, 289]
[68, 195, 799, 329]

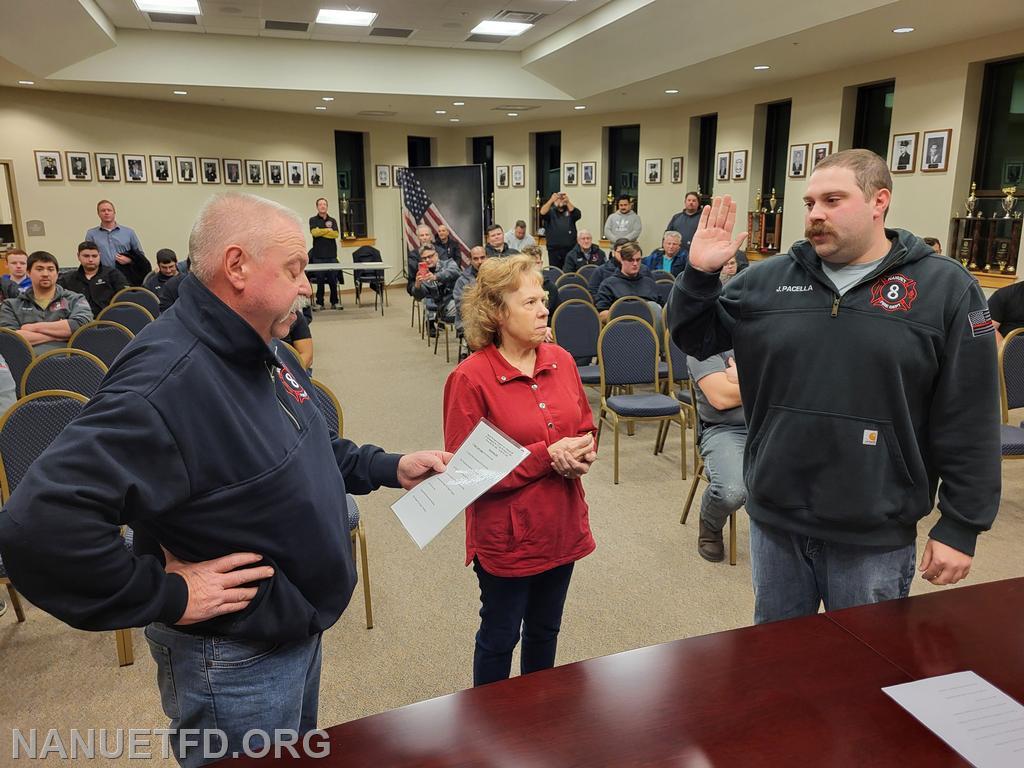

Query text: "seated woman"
[443, 254, 597, 687]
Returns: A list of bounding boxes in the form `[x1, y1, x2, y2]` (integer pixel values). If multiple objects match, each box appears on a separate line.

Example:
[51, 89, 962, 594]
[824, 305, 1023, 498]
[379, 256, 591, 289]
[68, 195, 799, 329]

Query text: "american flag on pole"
[397, 167, 474, 264]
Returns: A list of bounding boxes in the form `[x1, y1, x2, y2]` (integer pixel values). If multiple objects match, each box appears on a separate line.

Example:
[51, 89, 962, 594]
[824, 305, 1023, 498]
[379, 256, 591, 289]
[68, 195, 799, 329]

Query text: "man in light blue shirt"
[85, 200, 144, 272]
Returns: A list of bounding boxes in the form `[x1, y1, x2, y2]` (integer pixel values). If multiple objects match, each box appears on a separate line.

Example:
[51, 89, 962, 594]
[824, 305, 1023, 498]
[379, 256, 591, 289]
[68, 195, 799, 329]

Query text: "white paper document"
[391, 419, 531, 549]
[882, 671, 1024, 767]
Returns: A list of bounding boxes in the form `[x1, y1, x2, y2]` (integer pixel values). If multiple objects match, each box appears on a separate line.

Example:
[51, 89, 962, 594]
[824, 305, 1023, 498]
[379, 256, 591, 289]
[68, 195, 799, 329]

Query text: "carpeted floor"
[0, 287, 1020, 766]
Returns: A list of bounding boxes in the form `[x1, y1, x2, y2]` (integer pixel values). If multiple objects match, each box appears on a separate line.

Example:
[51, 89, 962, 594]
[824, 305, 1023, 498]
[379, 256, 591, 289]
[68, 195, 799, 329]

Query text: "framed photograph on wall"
[645, 158, 662, 184]
[563, 162, 578, 186]
[123, 154, 147, 183]
[670, 157, 683, 184]
[732, 150, 748, 181]
[921, 129, 952, 172]
[716, 151, 731, 182]
[65, 151, 92, 181]
[96, 153, 121, 182]
[810, 141, 833, 172]
[306, 162, 323, 187]
[223, 159, 243, 185]
[176, 156, 197, 184]
[392, 166, 406, 188]
[245, 159, 263, 185]
[200, 158, 220, 184]
[788, 144, 808, 178]
[1003, 159, 1023, 187]
[150, 155, 172, 184]
[511, 164, 525, 187]
[495, 165, 509, 188]
[375, 164, 390, 187]
[287, 161, 304, 186]
[338, 171, 350, 191]
[581, 162, 596, 185]
[267, 161, 285, 186]
[34, 150, 63, 181]
[889, 132, 918, 174]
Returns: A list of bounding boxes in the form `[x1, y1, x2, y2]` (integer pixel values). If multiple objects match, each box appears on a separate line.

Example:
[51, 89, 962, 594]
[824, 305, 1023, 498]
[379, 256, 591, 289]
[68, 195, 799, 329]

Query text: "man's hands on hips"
[163, 548, 274, 625]
[919, 539, 972, 585]
[398, 450, 453, 490]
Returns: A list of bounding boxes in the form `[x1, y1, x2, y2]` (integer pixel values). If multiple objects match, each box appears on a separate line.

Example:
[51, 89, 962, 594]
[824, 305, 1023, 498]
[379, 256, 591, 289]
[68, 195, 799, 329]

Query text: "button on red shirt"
[443, 343, 597, 577]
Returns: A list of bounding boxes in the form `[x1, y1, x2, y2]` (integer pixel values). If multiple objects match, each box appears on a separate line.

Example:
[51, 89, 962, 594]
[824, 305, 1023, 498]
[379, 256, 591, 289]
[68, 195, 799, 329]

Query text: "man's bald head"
[189, 193, 303, 284]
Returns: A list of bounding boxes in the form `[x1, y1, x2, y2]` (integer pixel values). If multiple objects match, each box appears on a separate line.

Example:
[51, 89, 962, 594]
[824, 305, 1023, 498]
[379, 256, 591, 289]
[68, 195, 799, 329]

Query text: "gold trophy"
[605, 186, 614, 207]
[1001, 186, 1018, 219]
[768, 188, 777, 214]
[339, 194, 352, 239]
[965, 182, 977, 218]
[754, 189, 762, 212]
[994, 241, 1011, 273]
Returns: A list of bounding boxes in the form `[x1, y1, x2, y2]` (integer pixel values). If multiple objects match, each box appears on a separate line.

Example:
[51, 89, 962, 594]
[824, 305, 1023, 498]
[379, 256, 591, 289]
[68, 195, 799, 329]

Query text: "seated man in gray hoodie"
[604, 195, 642, 243]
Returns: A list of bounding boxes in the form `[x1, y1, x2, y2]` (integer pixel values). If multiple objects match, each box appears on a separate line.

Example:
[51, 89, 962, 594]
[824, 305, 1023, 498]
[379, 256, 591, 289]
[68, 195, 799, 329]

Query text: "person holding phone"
[444, 254, 597, 687]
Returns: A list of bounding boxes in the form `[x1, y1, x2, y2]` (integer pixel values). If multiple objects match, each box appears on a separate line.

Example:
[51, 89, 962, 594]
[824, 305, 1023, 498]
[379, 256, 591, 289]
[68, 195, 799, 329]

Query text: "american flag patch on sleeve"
[969, 308, 994, 337]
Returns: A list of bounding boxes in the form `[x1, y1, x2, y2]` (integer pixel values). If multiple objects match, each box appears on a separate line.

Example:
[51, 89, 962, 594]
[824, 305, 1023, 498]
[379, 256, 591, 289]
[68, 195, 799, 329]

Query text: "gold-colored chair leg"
[681, 460, 704, 524]
[613, 419, 620, 484]
[357, 521, 373, 629]
[729, 511, 737, 566]
[679, 417, 687, 480]
[6, 584, 26, 622]
[115, 628, 134, 666]
[443, 324, 451, 363]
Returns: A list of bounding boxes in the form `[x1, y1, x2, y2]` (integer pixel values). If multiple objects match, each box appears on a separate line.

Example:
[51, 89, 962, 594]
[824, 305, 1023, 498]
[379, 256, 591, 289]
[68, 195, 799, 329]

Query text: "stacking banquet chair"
[555, 272, 590, 291]
[655, 328, 698, 475]
[551, 299, 601, 388]
[0, 390, 136, 664]
[110, 286, 160, 318]
[651, 269, 674, 282]
[678, 377, 739, 566]
[0, 328, 34, 400]
[353, 245, 388, 313]
[542, 266, 563, 285]
[68, 321, 134, 368]
[596, 316, 686, 484]
[271, 339, 306, 373]
[576, 263, 599, 282]
[998, 328, 1024, 464]
[608, 295, 658, 326]
[96, 303, 154, 336]
[655, 279, 675, 305]
[309, 378, 373, 629]
[557, 284, 594, 305]
[411, 295, 423, 336]
[20, 348, 108, 398]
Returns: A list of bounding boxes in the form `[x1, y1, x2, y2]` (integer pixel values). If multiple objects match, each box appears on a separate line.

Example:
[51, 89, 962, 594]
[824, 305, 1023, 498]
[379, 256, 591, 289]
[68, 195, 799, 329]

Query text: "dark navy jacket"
[0, 275, 401, 641]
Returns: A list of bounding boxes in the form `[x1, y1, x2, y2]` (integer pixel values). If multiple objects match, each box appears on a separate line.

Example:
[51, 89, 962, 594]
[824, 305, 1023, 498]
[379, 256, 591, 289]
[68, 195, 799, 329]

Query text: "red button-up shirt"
[443, 343, 597, 577]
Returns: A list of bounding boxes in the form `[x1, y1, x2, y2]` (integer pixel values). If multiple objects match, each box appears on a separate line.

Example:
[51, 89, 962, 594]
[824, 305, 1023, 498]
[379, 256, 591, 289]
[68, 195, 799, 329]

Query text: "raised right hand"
[688, 196, 748, 273]
[162, 548, 274, 625]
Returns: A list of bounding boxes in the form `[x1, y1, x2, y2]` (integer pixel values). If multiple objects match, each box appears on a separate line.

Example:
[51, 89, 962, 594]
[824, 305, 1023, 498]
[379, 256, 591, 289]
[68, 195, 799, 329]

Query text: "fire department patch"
[277, 366, 309, 404]
[869, 273, 918, 312]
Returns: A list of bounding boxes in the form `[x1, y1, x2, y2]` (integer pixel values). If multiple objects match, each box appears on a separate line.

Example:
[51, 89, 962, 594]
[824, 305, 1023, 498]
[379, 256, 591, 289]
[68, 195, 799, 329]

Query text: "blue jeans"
[699, 424, 747, 531]
[749, 518, 916, 625]
[473, 559, 574, 687]
[145, 623, 322, 767]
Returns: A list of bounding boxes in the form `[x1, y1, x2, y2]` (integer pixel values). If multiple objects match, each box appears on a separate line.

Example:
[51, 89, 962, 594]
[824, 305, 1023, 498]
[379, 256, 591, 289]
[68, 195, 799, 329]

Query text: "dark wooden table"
[227, 579, 1024, 766]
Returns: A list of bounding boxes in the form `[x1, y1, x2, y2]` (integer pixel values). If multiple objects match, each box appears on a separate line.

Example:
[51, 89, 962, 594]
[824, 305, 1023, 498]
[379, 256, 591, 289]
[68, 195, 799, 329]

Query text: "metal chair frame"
[19, 348, 108, 398]
[67, 321, 135, 368]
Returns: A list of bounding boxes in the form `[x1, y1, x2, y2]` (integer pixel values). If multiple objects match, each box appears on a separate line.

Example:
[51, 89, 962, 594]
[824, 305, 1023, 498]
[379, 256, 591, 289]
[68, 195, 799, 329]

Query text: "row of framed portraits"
[495, 165, 526, 188]
[716, 150, 751, 182]
[888, 129, 953, 174]
[548, 158, 687, 189]
[33, 150, 325, 187]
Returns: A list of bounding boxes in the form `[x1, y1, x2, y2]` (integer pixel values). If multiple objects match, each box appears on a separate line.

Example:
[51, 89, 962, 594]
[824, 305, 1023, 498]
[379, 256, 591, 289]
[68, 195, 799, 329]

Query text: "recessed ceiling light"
[134, 0, 200, 13]
[892, 26, 914, 34]
[507, 112, 519, 117]
[453, 101, 465, 106]
[470, 20, 533, 36]
[321, 96, 334, 102]
[664, 89, 679, 94]
[18, 80, 34, 85]
[753, 65, 770, 71]
[574, 105, 587, 110]
[316, 9, 377, 26]
[435, 110, 447, 114]
[315, 106, 327, 110]
[173, 90, 188, 95]
[449, 118, 460, 122]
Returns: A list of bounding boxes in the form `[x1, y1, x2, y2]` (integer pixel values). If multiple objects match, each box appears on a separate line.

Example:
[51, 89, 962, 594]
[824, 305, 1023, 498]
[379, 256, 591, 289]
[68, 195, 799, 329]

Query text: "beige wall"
[1, 26, 1022, 272]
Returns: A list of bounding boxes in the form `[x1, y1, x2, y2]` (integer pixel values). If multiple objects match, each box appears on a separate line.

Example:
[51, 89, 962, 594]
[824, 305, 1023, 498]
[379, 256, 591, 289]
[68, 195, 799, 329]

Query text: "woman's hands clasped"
[548, 434, 597, 480]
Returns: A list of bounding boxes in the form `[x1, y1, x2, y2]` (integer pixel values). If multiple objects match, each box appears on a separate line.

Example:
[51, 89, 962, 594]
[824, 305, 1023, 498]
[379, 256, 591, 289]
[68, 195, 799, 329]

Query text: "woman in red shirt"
[443, 254, 597, 687]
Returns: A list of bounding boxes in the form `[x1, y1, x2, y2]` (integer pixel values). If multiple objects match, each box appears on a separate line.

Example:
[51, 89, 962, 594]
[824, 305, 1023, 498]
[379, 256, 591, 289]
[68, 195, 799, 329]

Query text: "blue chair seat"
[607, 393, 681, 418]
[675, 389, 693, 405]
[658, 361, 669, 378]
[1001, 424, 1024, 456]
[346, 493, 360, 531]
[578, 364, 601, 384]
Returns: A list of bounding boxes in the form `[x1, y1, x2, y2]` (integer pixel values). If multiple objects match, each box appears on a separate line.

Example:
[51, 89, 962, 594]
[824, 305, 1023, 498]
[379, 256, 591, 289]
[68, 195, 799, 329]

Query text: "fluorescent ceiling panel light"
[574, 105, 587, 110]
[316, 9, 377, 26]
[453, 101, 465, 106]
[322, 96, 335, 101]
[507, 112, 519, 117]
[892, 26, 914, 33]
[315, 106, 327, 110]
[134, 0, 200, 13]
[435, 110, 447, 114]
[449, 118, 460, 122]
[664, 89, 679, 94]
[18, 80, 34, 85]
[753, 65, 770, 71]
[470, 20, 532, 36]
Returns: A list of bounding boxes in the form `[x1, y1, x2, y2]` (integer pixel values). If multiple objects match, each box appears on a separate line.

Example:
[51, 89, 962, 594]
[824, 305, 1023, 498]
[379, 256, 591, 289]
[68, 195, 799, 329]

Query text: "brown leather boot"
[698, 519, 725, 563]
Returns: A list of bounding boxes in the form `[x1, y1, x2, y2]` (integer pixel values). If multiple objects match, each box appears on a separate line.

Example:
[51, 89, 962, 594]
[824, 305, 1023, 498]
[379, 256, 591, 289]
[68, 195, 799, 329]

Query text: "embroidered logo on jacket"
[869, 274, 918, 312]
[277, 366, 309, 404]
[969, 308, 995, 337]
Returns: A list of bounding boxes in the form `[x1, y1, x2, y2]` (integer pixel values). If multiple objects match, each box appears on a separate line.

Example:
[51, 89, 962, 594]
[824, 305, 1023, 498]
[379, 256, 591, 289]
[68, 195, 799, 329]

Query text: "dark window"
[698, 114, 718, 199]
[852, 81, 894, 159]
[473, 136, 495, 225]
[407, 136, 432, 167]
[762, 101, 791, 198]
[534, 131, 561, 200]
[607, 124, 640, 204]
[974, 56, 1024, 193]
[334, 130, 367, 237]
